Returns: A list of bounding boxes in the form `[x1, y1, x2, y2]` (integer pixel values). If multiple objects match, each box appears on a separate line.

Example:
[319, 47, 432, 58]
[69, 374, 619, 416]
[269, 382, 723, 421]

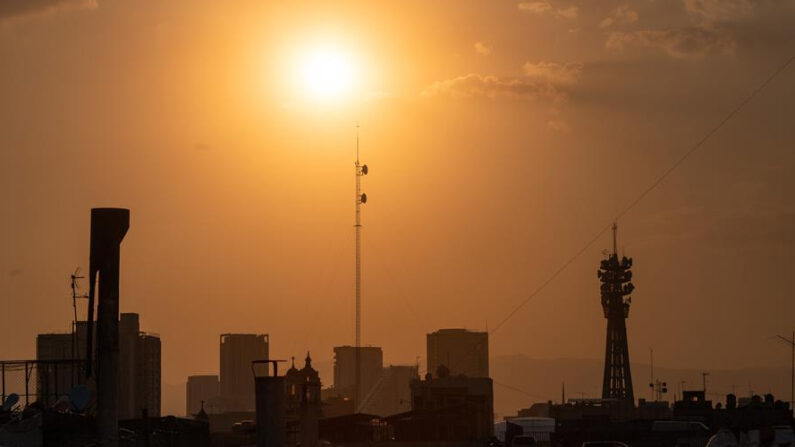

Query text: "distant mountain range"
[162, 356, 793, 419]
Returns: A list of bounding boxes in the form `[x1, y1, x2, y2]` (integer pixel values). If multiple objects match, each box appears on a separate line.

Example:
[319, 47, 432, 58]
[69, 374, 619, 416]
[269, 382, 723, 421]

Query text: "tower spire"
[354, 124, 369, 411]
[598, 224, 635, 403]
[612, 221, 618, 256]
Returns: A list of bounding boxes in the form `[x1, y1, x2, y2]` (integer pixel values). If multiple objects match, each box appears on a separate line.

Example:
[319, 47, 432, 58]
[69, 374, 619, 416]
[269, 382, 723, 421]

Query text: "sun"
[297, 46, 357, 101]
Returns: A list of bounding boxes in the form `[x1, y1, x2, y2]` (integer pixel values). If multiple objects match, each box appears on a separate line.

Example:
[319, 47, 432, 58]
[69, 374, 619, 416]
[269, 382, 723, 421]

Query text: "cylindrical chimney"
[300, 382, 320, 447]
[88, 208, 130, 447]
[253, 361, 286, 447]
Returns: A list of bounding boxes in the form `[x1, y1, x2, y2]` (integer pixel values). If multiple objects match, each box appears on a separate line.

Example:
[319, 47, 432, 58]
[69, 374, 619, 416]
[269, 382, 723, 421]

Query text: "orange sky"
[1, 0, 794, 416]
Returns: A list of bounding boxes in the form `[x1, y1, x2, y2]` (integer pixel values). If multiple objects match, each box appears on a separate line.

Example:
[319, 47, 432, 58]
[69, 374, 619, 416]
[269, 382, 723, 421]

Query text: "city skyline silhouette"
[1, 0, 794, 423]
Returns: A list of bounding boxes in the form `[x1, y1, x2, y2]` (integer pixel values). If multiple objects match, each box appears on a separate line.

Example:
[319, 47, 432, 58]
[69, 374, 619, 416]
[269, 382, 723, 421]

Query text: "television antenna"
[774, 331, 795, 409]
[354, 123, 369, 410]
[70, 268, 89, 371]
[70, 268, 89, 324]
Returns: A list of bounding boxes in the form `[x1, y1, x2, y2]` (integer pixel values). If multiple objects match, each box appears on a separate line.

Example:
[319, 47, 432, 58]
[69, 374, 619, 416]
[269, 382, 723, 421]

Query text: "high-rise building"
[426, 329, 489, 378]
[391, 365, 493, 441]
[186, 375, 220, 417]
[359, 364, 419, 417]
[333, 345, 383, 407]
[118, 313, 161, 419]
[36, 313, 160, 418]
[36, 333, 81, 405]
[136, 330, 161, 418]
[220, 333, 269, 411]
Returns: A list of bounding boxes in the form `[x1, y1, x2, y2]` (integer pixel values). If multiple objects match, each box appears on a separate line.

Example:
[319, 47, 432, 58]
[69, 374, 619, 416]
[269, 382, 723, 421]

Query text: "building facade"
[332, 345, 383, 407]
[426, 329, 489, 378]
[36, 333, 81, 405]
[220, 333, 269, 412]
[285, 353, 322, 446]
[186, 375, 220, 417]
[118, 313, 161, 419]
[387, 365, 494, 441]
[359, 364, 419, 417]
[135, 331, 161, 418]
[36, 313, 160, 418]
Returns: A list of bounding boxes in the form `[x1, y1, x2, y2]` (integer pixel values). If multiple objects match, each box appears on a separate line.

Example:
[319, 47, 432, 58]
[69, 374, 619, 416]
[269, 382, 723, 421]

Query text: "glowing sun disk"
[298, 47, 356, 101]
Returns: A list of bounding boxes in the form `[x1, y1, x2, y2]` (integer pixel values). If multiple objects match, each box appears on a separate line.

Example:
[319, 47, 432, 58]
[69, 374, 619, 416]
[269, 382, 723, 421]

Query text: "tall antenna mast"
[70, 268, 85, 328]
[598, 221, 635, 402]
[775, 331, 795, 410]
[354, 123, 369, 410]
[612, 222, 618, 255]
[69, 267, 88, 378]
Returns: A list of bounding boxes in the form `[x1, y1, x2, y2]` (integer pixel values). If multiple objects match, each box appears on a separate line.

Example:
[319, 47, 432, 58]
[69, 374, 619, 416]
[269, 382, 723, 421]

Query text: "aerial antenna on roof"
[612, 222, 618, 256]
[354, 122, 369, 411]
[70, 268, 89, 366]
[70, 268, 89, 324]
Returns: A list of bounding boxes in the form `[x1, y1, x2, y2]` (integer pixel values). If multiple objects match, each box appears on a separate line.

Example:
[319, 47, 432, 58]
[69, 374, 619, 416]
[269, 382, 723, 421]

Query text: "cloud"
[517, 1, 552, 15]
[518, 1, 578, 20]
[547, 119, 570, 132]
[684, 0, 754, 23]
[421, 70, 580, 131]
[605, 27, 735, 58]
[474, 41, 493, 56]
[555, 6, 578, 20]
[522, 61, 583, 85]
[421, 74, 560, 100]
[599, 5, 639, 29]
[0, 0, 97, 22]
[423, 60, 582, 103]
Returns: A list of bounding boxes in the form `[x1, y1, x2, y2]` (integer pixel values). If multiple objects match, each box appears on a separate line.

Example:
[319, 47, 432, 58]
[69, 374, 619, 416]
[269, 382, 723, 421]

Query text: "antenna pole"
[650, 347, 654, 401]
[776, 332, 795, 410]
[353, 123, 367, 411]
[70, 269, 87, 383]
[612, 222, 618, 255]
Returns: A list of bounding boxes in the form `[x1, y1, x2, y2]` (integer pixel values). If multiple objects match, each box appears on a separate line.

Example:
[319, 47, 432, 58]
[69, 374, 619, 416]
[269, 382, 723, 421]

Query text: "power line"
[493, 380, 554, 401]
[490, 54, 795, 337]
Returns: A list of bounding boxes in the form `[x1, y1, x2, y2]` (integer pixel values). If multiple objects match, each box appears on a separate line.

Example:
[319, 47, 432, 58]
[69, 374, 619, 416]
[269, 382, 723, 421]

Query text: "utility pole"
[70, 268, 88, 382]
[775, 331, 795, 410]
[649, 347, 654, 401]
[353, 124, 368, 411]
[702, 371, 710, 395]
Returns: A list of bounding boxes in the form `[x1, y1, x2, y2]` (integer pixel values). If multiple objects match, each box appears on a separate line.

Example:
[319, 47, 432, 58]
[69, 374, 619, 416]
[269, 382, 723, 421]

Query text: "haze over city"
[1, 0, 794, 420]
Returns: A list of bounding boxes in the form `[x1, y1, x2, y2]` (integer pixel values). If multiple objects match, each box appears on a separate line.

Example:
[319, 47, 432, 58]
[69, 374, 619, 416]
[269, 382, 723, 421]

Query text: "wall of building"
[219, 333, 269, 412]
[36, 333, 80, 405]
[186, 375, 220, 417]
[359, 365, 419, 417]
[332, 345, 383, 402]
[137, 333, 161, 418]
[37, 314, 161, 420]
[427, 329, 488, 379]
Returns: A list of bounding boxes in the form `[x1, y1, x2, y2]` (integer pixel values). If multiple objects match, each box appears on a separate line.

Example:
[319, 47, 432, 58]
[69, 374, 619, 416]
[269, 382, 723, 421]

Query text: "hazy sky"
[1, 0, 794, 415]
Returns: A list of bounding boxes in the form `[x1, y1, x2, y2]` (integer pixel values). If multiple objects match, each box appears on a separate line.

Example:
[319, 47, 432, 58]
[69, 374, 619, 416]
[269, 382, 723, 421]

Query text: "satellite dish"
[69, 384, 91, 413]
[361, 164, 368, 175]
[360, 193, 367, 204]
[3, 393, 19, 411]
[52, 395, 69, 412]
